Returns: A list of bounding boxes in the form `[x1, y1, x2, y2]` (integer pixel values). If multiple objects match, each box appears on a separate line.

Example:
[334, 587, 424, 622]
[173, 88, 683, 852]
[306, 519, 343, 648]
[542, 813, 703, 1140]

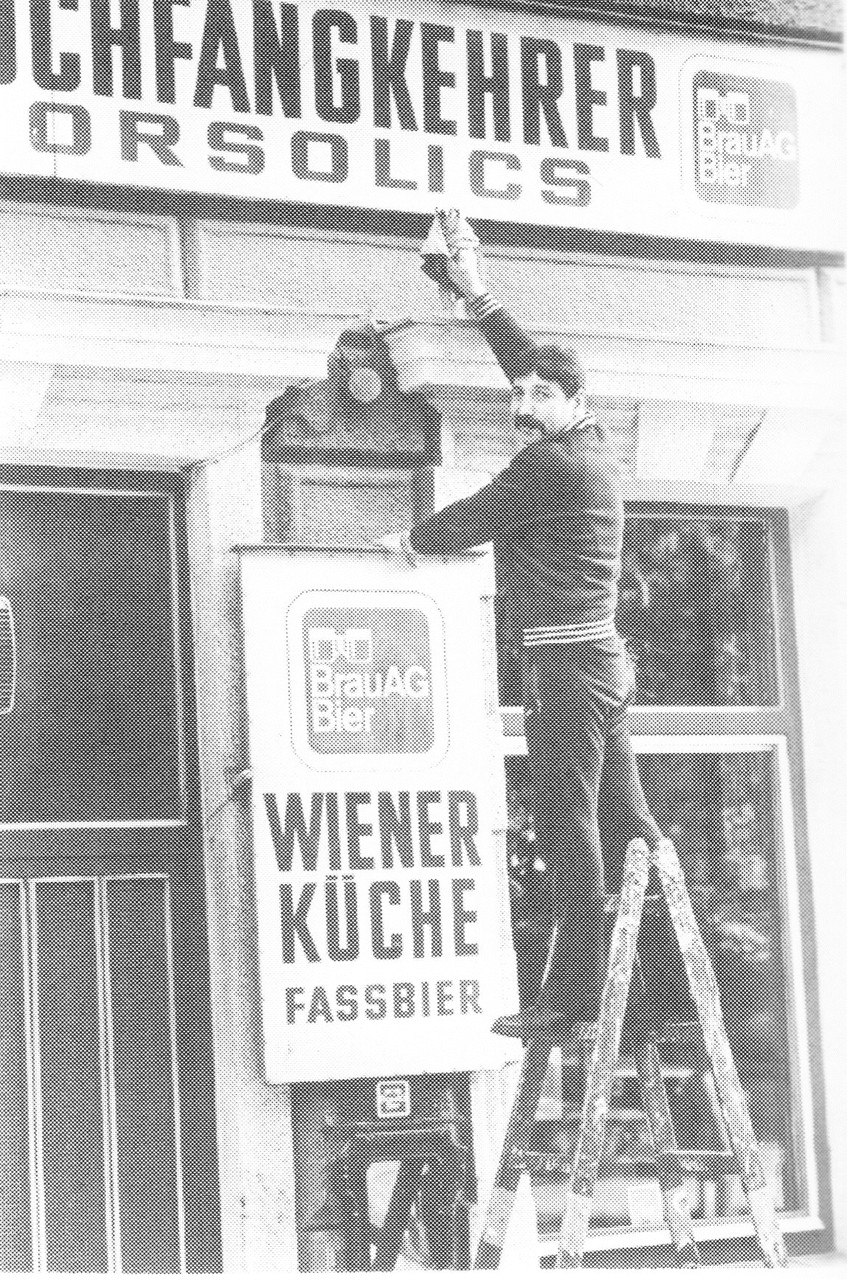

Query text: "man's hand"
[378, 531, 417, 564]
[421, 209, 486, 302]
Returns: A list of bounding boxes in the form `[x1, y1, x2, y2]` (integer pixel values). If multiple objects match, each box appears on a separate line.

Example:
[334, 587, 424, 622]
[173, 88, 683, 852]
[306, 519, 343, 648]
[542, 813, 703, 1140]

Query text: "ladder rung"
[526, 1122, 741, 1173]
[676, 1150, 739, 1177]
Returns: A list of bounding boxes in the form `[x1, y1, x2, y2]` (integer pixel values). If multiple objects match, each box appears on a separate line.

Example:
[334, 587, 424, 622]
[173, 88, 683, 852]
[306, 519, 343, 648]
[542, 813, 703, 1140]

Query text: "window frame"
[499, 498, 830, 1257]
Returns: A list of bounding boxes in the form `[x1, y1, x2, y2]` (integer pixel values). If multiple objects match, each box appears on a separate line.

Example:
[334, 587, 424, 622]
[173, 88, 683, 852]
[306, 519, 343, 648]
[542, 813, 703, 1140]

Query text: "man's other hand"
[378, 531, 417, 564]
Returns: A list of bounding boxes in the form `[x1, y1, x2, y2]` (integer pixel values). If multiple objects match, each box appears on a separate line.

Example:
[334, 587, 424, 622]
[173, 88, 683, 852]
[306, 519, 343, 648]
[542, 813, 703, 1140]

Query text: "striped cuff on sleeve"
[466, 291, 501, 319]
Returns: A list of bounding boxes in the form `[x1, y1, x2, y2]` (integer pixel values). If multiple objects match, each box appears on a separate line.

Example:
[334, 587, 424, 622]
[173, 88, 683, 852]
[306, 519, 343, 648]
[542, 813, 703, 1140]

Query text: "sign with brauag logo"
[0, 1, 838, 249]
[688, 62, 799, 208]
[239, 547, 519, 1082]
[286, 591, 449, 768]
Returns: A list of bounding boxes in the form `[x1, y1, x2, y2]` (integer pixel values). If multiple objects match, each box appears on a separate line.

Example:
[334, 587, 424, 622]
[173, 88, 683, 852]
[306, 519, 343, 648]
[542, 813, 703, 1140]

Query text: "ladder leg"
[651, 838, 788, 1269]
[473, 1030, 555, 1269]
[627, 950, 701, 1266]
[633, 1038, 701, 1267]
[555, 838, 651, 1268]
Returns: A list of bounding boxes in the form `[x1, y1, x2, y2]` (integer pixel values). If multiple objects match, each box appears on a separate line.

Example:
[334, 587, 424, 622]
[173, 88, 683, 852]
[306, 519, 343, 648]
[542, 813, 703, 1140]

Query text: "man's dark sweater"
[408, 306, 624, 642]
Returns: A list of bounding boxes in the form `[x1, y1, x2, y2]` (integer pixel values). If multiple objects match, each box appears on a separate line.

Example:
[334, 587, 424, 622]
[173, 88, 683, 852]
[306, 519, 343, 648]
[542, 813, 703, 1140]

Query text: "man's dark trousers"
[521, 637, 662, 1025]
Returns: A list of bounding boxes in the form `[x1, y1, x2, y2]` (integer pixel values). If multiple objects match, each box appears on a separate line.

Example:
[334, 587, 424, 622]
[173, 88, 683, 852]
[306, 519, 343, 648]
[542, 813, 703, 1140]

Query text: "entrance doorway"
[0, 469, 221, 1272]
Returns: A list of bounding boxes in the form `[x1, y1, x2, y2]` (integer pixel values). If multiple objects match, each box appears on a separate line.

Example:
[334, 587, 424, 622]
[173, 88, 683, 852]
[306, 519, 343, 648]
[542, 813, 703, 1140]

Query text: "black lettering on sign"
[428, 143, 444, 192]
[467, 29, 510, 143]
[336, 984, 358, 1021]
[308, 986, 333, 1023]
[31, 0, 80, 91]
[448, 791, 481, 866]
[617, 49, 660, 157]
[91, 0, 141, 99]
[540, 155, 591, 205]
[469, 149, 521, 199]
[374, 136, 417, 189]
[370, 881, 402, 958]
[365, 983, 387, 1019]
[326, 792, 342, 870]
[279, 882, 320, 963]
[394, 982, 415, 1018]
[291, 130, 348, 181]
[574, 43, 608, 152]
[417, 791, 444, 867]
[208, 120, 264, 172]
[264, 793, 322, 873]
[194, 0, 249, 112]
[253, 0, 301, 117]
[30, 101, 91, 154]
[378, 791, 414, 868]
[521, 37, 567, 148]
[120, 111, 181, 164]
[411, 878, 442, 957]
[421, 23, 456, 135]
[153, 0, 193, 106]
[286, 987, 305, 1023]
[370, 16, 416, 131]
[313, 9, 360, 124]
[459, 979, 482, 1014]
[346, 792, 374, 869]
[325, 879, 359, 961]
[452, 878, 478, 956]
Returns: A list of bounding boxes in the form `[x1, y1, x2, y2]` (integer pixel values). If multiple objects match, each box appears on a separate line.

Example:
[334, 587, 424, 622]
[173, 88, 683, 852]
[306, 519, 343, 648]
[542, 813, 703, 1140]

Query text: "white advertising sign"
[0, 0, 841, 249]
[240, 546, 520, 1082]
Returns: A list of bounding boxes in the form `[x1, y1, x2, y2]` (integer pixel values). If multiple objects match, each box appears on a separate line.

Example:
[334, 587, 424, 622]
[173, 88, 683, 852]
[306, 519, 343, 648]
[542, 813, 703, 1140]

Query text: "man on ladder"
[385, 210, 662, 1039]
[383, 211, 787, 1269]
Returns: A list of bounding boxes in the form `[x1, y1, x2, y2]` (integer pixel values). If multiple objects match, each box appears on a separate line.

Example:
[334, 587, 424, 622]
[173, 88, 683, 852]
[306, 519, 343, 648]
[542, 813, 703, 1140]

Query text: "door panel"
[0, 485, 184, 827]
[0, 471, 220, 1273]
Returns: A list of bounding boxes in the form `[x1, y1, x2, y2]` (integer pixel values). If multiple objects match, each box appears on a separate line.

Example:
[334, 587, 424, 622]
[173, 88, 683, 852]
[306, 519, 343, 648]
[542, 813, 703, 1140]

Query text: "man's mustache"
[514, 415, 541, 435]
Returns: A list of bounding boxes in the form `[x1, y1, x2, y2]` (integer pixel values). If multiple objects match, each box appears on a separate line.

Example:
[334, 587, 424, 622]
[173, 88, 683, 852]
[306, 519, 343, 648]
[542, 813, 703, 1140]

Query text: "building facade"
[0, 0, 843, 1270]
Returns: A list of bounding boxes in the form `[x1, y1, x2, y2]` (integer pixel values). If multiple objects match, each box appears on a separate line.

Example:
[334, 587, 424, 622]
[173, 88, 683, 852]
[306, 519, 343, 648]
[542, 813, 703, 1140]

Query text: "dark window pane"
[106, 878, 182, 1274]
[0, 881, 33, 1271]
[496, 513, 779, 709]
[617, 516, 779, 707]
[35, 879, 110, 1272]
[0, 487, 184, 824]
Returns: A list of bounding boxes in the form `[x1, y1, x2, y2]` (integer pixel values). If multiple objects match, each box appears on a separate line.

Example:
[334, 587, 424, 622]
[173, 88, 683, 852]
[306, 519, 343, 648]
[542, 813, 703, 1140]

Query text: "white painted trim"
[7, 878, 43, 1274]
[95, 879, 120, 1275]
[538, 1213, 825, 1255]
[772, 737, 822, 1226]
[26, 881, 48, 1275]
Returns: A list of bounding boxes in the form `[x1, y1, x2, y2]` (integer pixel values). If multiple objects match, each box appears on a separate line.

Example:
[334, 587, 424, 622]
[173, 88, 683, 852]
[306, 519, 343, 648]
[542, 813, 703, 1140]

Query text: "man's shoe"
[491, 1005, 577, 1038]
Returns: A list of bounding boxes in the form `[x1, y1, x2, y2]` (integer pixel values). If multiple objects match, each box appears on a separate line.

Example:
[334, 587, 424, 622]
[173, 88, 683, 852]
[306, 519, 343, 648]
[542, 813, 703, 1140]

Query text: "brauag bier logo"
[691, 69, 799, 208]
[287, 591, 449, 768]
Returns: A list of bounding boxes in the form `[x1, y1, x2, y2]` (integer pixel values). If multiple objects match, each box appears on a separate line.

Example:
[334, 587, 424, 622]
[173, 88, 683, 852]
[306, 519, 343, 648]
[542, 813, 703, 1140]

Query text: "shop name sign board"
[240, 547, 519, 1083]
[0, 1, 840, 249]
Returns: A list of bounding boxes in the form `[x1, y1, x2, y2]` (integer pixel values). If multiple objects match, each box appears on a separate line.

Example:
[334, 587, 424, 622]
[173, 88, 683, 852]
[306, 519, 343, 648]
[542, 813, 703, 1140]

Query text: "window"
[500, 504, 823, 1257]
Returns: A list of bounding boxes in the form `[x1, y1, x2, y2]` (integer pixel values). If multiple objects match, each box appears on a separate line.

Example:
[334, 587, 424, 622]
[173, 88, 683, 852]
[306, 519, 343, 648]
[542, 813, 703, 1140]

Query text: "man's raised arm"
[423, 209, 539, 382]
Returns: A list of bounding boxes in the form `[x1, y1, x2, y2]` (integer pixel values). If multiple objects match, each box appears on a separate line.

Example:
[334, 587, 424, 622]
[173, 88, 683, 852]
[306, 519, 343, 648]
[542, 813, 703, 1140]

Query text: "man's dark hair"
[529, 345, 585, 398]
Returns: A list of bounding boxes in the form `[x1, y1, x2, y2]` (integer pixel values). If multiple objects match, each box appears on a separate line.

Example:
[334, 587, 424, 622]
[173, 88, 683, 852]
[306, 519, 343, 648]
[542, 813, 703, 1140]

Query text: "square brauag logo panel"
[376, 1079, 411, 1120]
[287, 590, 449, 770]
[685, 62, 799, 209]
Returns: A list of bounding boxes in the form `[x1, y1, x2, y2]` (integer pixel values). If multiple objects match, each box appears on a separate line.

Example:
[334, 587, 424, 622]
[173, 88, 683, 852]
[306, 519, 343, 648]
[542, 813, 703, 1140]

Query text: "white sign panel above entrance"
[0, 1, 840, 249]
[239, 546, 520, 1083]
